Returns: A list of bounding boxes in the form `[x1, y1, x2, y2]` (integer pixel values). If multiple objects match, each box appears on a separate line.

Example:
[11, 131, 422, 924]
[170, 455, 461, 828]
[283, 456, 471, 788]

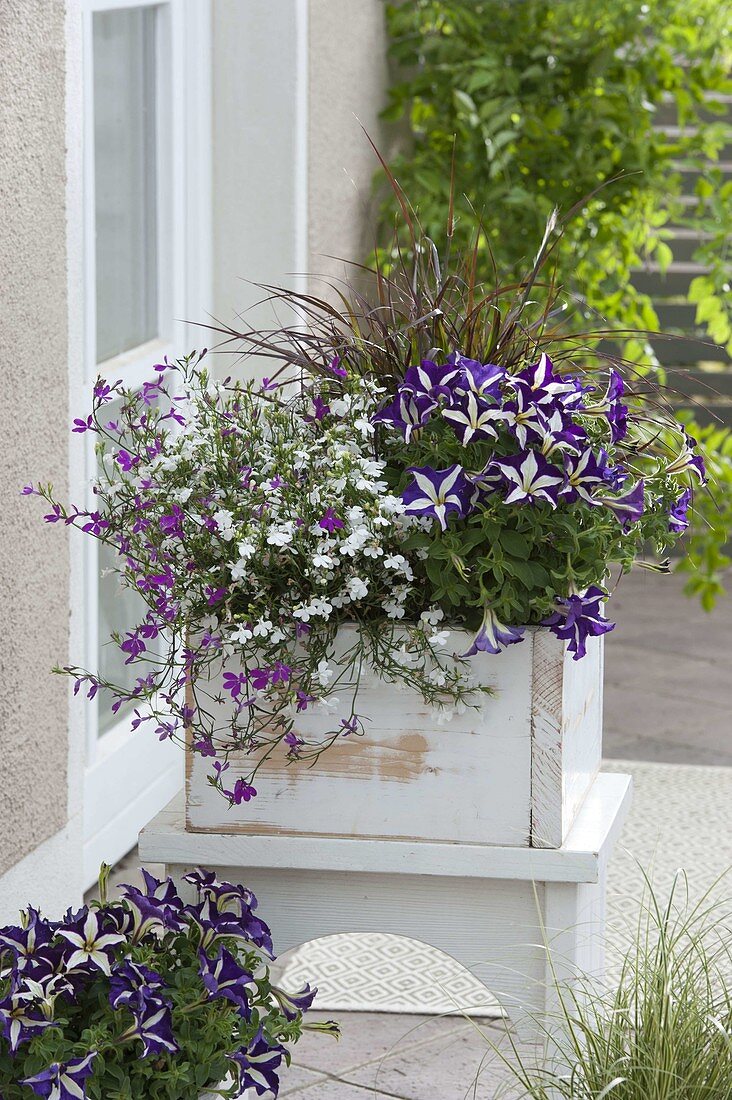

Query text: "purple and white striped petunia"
[122, 998, 179, 1058]
[560, 447, 609, 504]
[198, 946, 253, 1017]
[513, 353, 583, 407]
[462, 606, 525, 656]
[21, 1052, 97, 1100]
[227, 1033, 287, 1098]
[452, 355, 505, 400]
[109, 960, 165, 1013]
[442, 390, 509, 444]
[490, 451, 565, 507]
[666, 433, 707, 484]
[598, 480, 645, 529]
[271, 981, 318, 1020]
[542, 586, 615, 660]
[58, 911, 125, 976]
[501, 383, 549, 448]
[0, 993, 57, 1052]
[402, 464, 474, 530]
[668, 487, 692, 533]
[403, 358, 461, 402]
[372, 389, 436, 441]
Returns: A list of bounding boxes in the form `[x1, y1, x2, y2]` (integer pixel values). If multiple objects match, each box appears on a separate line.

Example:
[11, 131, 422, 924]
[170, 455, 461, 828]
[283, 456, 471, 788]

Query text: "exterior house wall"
[0, 0, 82, 919]
[307, 0, 387, 293]
[0, 0, 388, 921]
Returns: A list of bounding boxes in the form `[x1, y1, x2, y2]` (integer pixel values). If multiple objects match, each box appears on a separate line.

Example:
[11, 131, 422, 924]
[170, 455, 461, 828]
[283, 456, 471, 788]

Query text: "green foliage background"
[377, 0, 732, 606]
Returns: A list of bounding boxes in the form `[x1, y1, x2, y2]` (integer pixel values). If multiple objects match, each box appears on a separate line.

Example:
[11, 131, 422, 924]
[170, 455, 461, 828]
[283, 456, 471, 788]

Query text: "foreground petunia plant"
[29, 199, 708, 807]
[0, 866, 333, 1099]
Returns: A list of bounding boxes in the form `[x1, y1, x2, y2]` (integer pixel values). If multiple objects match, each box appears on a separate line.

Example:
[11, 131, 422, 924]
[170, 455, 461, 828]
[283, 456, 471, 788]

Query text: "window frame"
[78, 0, 212, 884]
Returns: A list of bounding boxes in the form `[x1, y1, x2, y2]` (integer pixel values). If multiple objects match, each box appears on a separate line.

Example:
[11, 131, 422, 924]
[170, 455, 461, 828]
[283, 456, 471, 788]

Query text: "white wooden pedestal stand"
[141, 771, 631, 1062]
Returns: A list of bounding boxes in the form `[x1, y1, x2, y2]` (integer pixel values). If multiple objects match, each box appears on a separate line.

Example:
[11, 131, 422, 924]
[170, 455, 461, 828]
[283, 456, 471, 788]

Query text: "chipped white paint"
[186, 627, 603, 849]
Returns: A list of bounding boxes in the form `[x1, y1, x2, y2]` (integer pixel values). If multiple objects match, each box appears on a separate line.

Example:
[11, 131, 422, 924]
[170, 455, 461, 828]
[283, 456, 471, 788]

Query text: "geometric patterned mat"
[280, 759, 732, 1014]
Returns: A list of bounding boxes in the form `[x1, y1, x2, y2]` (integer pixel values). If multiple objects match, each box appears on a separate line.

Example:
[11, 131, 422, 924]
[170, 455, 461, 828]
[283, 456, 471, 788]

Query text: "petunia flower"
[452, 355, 505, 400]
[21, 1052, 97, 1100]
[0, 993, 57, 1052]
[271, 981, 318, 1020]
[513, 353, 582, 407]
[227, 1033, 287, 1098]
[121, 998, 178, 1058]
[402, 464, 474, 530]
[666, 433, 707, 484]
[501, 383, 549, 448]
[198, 946, 253, 1017]
[372, 388, 436, 441]
[490, 451, 565, 507]
[442, 390, 509, 444]
[461, 606, 525, 656]
[109, 961, 165, 1012]
[542, 586, 615, 660]
[598, 480, 645, 529]
[668, 487, 692, 533]
[58, 911, 125, 976]
[560, 447, 609, 504]
[403, 358, 461, 401]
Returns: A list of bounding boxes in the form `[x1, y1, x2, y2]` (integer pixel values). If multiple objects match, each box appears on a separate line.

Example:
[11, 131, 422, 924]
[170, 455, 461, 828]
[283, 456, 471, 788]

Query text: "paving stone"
[293, 1010, 466, 1077]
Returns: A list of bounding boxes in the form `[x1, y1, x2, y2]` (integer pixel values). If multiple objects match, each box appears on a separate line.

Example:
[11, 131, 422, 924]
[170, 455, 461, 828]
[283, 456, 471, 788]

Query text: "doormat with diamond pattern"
[279, 760, 732, 1015]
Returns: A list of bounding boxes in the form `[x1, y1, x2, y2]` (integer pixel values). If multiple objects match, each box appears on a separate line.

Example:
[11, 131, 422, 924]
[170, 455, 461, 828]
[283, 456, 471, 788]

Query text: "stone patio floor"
[105, 570, 732, 1099]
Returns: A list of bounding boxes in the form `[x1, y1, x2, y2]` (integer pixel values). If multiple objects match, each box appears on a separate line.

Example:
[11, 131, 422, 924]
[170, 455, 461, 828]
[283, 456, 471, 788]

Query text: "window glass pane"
[93, 7, 158, 364]
[98, 537, 151, 735]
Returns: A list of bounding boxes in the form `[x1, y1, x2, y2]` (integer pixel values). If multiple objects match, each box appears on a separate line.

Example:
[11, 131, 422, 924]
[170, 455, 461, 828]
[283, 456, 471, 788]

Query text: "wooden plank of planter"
[142, 773, 633, 884]
[185, 629, 604, 850]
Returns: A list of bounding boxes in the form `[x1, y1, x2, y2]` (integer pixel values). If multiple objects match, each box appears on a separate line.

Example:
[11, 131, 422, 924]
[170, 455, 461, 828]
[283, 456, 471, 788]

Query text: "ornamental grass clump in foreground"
[30, 191, 709, 806]
[486, 874, 732, 1099]
[0, 865, 333, 1099]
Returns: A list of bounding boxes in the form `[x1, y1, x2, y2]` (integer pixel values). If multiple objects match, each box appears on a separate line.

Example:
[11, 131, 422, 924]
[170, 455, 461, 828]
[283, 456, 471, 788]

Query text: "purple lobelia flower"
[227, 1033, 287, 1097]
[490, 451, 565, 507]
[109, 961, 165, 1013]
[403, 358, 461, 402]
[319, 506, 344, 532]
[599, 479, 645, 529]
[669, 488, 692, 533]
[121, 998, 179, 1058]
[542, 586, 615, 660]
[402, 464, 474, 530]
[560, 447, 609, 504]
[271, 982, 318, 1020]
[441, 390, 509, 444]
[372, 388, 436, 441]
[58, 910, 125, 976]
[462, 606, 525, 656]
[21, 1052, 97, 1100]
[198, 946, 253, 1017]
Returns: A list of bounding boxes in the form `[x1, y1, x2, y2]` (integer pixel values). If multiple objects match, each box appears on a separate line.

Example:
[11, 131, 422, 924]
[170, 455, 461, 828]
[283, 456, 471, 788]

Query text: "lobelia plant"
[0, 865, 335, 1099]
[29, 195, 708, 808]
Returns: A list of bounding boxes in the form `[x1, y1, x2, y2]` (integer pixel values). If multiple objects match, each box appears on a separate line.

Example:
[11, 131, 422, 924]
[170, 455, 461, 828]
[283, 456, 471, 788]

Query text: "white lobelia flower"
[230, 624, 253, 644]
[267, 522, 295, 547]
[420, 607, 445, 627]
[230, 559, 249, 582]
[347, 576, 369, 600]
[316, 659, 334, 687]
[253, 618, 273, 638]
[312, 552, 335, 570]
[237, 539, 256, 559]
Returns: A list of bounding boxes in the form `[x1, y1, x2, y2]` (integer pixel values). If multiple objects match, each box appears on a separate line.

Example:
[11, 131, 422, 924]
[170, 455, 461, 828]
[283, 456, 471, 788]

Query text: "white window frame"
[78, 0, 211, 886]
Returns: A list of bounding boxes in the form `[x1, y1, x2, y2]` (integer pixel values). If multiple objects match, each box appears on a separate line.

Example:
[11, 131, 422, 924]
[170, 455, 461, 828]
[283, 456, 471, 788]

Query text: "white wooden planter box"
[186, 627, 603, 849]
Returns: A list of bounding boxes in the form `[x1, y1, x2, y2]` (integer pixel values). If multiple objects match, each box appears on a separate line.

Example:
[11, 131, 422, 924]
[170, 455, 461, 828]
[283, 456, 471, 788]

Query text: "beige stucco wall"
[0, 0, 70, 875]
[308, 0, 388, 290]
